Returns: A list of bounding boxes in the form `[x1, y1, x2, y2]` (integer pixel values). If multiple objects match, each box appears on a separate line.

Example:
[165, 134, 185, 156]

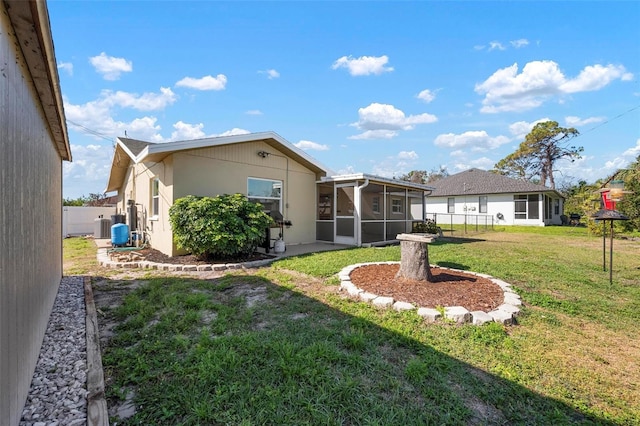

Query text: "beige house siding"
[114, 140, 321, 256]
[0, 2, 69, 424]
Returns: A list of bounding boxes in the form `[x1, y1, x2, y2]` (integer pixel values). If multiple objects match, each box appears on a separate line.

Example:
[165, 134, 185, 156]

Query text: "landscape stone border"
[97, 250, 521, 325]
[339, 262, 521, 325]
[96, 248, 276, 272]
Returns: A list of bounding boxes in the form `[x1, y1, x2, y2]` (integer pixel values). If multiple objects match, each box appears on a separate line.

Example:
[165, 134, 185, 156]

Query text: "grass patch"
[76, 228, 640, 425]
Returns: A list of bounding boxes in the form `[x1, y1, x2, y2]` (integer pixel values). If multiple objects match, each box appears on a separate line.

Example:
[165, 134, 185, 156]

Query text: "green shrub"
[412, 219, 441, 235]
[169, 194, 273, 259]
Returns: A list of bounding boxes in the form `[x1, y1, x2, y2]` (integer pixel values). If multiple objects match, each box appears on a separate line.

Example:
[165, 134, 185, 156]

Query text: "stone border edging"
[96, 248, 276, 272]
[338, 262, 521, 325]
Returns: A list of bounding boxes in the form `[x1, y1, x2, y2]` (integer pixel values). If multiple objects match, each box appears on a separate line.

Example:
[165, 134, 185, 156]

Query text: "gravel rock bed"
[20, 276, 88, 426]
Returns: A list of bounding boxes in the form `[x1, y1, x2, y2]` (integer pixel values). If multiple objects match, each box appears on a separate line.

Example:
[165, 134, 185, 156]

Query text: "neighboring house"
[0, 1, 72, 425]
[105, 132, 432, 256]
[425, 168, 565, 226]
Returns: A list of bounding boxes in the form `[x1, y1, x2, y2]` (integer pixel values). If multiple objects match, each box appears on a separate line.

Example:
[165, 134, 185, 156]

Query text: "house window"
[151, 177, 160, 218]
[391, 198, 403, 214]
[447, 197, 455, 213]
[479, 196, 488, 213]
[372, 196, 380, 214]
[554, 199, 560, 215]
[514, 194, 539, 220]
[248, 177, 282, 213]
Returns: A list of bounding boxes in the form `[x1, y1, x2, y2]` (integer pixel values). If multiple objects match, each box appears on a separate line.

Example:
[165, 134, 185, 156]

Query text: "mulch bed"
[349, 263, 504, 312]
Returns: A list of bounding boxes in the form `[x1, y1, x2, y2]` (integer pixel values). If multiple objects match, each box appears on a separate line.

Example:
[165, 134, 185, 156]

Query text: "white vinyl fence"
[63, 206, 116, 237]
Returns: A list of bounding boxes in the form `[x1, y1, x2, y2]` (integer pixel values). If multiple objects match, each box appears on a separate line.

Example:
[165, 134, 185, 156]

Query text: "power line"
[578, 104, 640, 137]
[66, 119, 114, 142]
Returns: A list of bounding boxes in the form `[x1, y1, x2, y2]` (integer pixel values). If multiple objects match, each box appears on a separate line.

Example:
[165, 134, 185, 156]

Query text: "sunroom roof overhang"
[318, 173, 434, 194]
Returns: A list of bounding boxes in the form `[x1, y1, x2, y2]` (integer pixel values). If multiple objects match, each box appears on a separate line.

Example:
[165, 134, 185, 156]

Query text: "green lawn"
[70, 228, 640, 425]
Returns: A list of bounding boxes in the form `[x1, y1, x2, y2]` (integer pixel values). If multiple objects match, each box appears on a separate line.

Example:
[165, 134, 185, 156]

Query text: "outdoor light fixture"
[257, 150, 270, 158]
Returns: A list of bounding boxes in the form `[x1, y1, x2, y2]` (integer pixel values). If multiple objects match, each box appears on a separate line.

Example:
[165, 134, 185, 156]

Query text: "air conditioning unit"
[94, 217, 111, 239]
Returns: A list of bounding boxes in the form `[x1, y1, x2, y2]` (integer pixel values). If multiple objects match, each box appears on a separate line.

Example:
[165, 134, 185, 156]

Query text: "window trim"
[150, 177, 160, 220]
[391, 197, 403, 214]
[447, 197, 455, 214]
[479, 196, 488, 214]
[247, 177, 283, 213]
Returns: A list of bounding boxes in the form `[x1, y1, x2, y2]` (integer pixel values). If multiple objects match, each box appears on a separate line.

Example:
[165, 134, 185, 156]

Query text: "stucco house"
[105, 132, 433, 256]
[0, 1, 71, 424]
[425, 168, 565, 226]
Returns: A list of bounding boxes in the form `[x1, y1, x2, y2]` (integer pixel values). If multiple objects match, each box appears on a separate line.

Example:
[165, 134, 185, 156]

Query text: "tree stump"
[395, 233, 437, 282]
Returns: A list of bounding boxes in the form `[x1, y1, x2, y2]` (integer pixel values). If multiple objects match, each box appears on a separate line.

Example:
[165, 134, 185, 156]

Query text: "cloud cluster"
[176, 74, 227, 91]
[332, 55, 394, 76]
[476, 61, 633, 113]
[434, 131, 510, 151]
[294, 140, 329, 151]
[90, 52, 132, 80]
[349, 103, 437, 140]
[474, 38, 529, 51]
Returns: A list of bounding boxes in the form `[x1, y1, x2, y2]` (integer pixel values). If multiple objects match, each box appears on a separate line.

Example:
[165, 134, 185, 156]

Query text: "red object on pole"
[601, 190, 617, 210]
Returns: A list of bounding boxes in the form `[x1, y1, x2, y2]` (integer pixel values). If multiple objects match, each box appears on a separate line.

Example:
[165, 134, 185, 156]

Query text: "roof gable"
[429, 168, 562, 197]
[106, 131, 330, 193]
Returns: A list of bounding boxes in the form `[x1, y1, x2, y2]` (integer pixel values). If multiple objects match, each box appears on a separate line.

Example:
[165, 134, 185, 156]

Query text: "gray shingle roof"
[119, 138, 153, 157]
[429, 168, 561, 197]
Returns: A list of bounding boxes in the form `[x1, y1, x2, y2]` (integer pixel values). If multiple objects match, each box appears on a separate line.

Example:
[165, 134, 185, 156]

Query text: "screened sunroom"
[316, 174, 433, 246]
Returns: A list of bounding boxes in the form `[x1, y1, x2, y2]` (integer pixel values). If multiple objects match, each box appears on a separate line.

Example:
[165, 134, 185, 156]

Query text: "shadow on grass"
[94, 273, 617, 425]
[433, 236, 487, 245]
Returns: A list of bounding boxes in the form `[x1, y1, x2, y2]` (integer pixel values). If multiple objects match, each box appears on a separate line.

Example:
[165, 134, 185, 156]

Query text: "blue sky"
[48, 1, 640, 199]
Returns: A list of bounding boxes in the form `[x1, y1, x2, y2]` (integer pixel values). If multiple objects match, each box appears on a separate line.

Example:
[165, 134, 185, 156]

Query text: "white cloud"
[259, 69, 280, 79]
[217, 128, 250, 137]
[397, 151, 418, 160]
[489, 41, 505, 51]
[64, 143, 115, 195]
[508, 118, 550, 139]
[176, 74, 227, 90]
[89, 52, 132, 81]
[564, 116, 606, 127]
[245, 110, 263, 115]
[101, 87, 177, 111]
[58, 62, 73, 76]
[434, 130, 510, 151]
[349, 103, 437, 139]
[510, 39, 529, 48]
[349, 129, 398, 140]
[294, 140, 329, 151]
[476, 61, 633, 113]
[170, 121, 207, 141]
[416, 89, 436, 103]
[369, 151, 421, 179]
[63, 88, 176, 142]
[331, 55, 394, 76]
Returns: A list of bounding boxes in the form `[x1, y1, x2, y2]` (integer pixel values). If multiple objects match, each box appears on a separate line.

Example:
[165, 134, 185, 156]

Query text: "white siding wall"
[426, 193, 547, 226]
[0, 6, 64, 424]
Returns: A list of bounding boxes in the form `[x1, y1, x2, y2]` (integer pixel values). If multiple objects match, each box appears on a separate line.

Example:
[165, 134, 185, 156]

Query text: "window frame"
[150, 177, 160, 220]
[391, 197, 403, 215]
[447, 197, 455, 214]
[247, 177, 283, 213]
[479, 196, 488, 214]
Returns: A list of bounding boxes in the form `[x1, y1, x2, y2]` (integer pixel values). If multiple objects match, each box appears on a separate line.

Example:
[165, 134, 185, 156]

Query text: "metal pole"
[609, 221, 614, 285]
[602, 221, 606, 271]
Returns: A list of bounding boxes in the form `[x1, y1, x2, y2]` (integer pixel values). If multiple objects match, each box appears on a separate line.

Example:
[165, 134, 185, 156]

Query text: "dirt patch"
[349, 263, 504, 312]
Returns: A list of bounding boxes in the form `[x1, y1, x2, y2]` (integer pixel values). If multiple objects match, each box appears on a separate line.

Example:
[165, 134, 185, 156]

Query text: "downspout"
[354, 178, 370, 246]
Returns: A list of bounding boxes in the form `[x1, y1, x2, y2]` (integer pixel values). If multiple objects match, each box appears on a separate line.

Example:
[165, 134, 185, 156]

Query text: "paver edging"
[96, 248, 277, 272]
[338, 262, 521, 326]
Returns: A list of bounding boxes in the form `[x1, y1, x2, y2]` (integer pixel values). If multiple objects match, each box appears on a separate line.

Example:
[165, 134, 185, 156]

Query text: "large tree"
[398, 166, 449, 184]
[494, 121, 582, 189]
